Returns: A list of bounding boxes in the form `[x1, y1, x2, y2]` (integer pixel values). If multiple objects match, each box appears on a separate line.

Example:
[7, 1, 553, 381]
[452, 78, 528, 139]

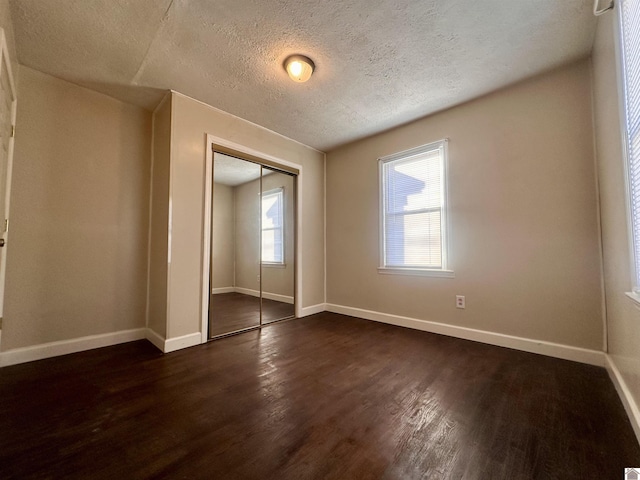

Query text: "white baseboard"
[164, 332, 202, 353]
[0, 304, 606, 371]
[0, 328, 147, 367]
[325, 303, 605, 366]
[300, 303, 326, 317]
[263, 291, 294, 304]
[211, 287, 235, 294]
[145, 328, 165, 352]
[234, 287, 260, 298]
[605, 354, 640, 445]
[233, 287, 294, 304]
[145, 328, 201, 354]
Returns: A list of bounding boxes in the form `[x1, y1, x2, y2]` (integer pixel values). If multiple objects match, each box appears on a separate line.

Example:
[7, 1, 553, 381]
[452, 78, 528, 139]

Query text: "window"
[620, 0, 640, 292]
[261, 188, 284, 264]
[379, 139, 452, 277]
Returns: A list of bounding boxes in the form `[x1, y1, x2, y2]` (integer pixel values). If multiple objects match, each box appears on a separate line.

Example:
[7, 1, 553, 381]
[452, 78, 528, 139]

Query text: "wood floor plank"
[0, 312, 638, 479]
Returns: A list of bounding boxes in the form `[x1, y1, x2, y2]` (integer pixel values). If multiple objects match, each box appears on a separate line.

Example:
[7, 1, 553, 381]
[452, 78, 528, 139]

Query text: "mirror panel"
[209, 153, 261, 337]
[260, 167, 295, 324]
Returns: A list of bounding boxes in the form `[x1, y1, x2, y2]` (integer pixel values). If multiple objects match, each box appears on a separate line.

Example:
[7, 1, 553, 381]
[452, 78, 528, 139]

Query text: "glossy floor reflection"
[209, 292, 294, 337]
[1, 312, 638, 479]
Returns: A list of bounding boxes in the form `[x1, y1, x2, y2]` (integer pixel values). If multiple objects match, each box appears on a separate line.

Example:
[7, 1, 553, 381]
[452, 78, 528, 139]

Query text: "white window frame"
[616, 0, 640, 303]
[261, 187, 285, 266]
[378, 139, 454, 278]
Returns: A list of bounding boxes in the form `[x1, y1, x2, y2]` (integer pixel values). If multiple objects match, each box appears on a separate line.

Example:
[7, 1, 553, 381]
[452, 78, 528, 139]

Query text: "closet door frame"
[202, 134, 302, 343]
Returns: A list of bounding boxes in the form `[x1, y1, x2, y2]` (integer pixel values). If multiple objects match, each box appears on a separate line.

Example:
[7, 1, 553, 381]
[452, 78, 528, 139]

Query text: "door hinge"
[4, 219, 8, 232]
[10, 125, 14, 138]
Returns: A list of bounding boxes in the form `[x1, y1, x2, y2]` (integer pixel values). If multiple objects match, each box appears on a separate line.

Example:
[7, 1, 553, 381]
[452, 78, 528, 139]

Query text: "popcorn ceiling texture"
[9, 0, 596, 151]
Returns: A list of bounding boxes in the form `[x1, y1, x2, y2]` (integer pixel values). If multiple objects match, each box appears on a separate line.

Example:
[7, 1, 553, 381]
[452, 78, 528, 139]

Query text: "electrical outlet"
[257, 274, 260, 282]
[456, 295, 465, 309]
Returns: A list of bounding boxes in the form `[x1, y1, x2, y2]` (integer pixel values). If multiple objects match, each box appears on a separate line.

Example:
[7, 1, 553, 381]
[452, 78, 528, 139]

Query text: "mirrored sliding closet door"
[208, 152, 296, 339]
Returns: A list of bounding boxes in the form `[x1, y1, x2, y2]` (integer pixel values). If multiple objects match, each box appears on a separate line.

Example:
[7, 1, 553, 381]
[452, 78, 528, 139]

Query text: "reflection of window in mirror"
[261, 187, 284, 265]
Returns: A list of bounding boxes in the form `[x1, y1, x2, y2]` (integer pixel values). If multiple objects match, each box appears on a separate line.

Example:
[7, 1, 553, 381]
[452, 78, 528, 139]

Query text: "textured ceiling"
[9, 0, 596, 151]
[214, 152, 261, 186]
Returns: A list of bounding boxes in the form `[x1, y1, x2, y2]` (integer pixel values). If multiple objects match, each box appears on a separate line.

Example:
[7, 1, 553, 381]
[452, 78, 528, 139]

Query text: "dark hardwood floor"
[1, 312, 638, 479]
[209, 292, 295, 337]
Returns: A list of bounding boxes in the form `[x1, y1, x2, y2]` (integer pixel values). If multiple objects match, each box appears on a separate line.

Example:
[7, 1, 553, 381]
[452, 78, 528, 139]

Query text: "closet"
[208, 151, 296, 338]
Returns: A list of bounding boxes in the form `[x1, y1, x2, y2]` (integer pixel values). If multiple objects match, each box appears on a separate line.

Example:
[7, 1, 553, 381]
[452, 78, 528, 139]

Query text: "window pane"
[384, 150, 442, 214]
[381, 142, 446, 270]
[261, 189, 284, 263]
[261, 229, 283, 263]
[385, 211, 442, 268]
[261, 193, 282, 229]
[622, 0, 640, 288]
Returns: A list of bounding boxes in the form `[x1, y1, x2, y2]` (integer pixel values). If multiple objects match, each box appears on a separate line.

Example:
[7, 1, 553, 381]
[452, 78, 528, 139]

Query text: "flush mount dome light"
[284, 55, 315, 83]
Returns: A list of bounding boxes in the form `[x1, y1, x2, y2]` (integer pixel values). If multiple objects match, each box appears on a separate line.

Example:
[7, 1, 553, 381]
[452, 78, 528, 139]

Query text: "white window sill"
[262, 263, 286, 269]
[625, 291, 640, 307]
[378, 267, 455, 278]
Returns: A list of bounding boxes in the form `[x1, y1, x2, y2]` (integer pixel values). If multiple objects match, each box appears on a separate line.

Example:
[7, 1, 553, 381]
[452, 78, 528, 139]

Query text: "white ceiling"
[9, 0, 596, 151]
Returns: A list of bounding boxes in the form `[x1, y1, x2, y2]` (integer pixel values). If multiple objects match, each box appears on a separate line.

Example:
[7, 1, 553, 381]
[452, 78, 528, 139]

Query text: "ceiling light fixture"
[284, 55, 315, 83]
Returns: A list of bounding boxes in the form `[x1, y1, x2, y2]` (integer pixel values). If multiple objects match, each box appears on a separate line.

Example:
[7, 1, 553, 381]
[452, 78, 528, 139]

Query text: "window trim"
[261, 187, 285, 266]
[377, 139, 453, 277]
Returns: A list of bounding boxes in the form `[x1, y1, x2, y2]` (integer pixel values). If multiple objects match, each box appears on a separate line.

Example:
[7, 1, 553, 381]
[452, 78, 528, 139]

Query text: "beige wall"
[167, 92, 324, 339]
[2, 66, 151, 350]
[592, 10, 640, 411]
[233, 177, 261, 292]
[147, 95, 171, 338]
[211, 181, 235, 289]
[326, 59, 602, 350]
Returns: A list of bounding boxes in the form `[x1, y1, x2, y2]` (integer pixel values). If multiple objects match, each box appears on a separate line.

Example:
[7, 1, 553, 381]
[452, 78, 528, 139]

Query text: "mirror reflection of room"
[260, 167, 295, 324]
[209, 153, 295, 339]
